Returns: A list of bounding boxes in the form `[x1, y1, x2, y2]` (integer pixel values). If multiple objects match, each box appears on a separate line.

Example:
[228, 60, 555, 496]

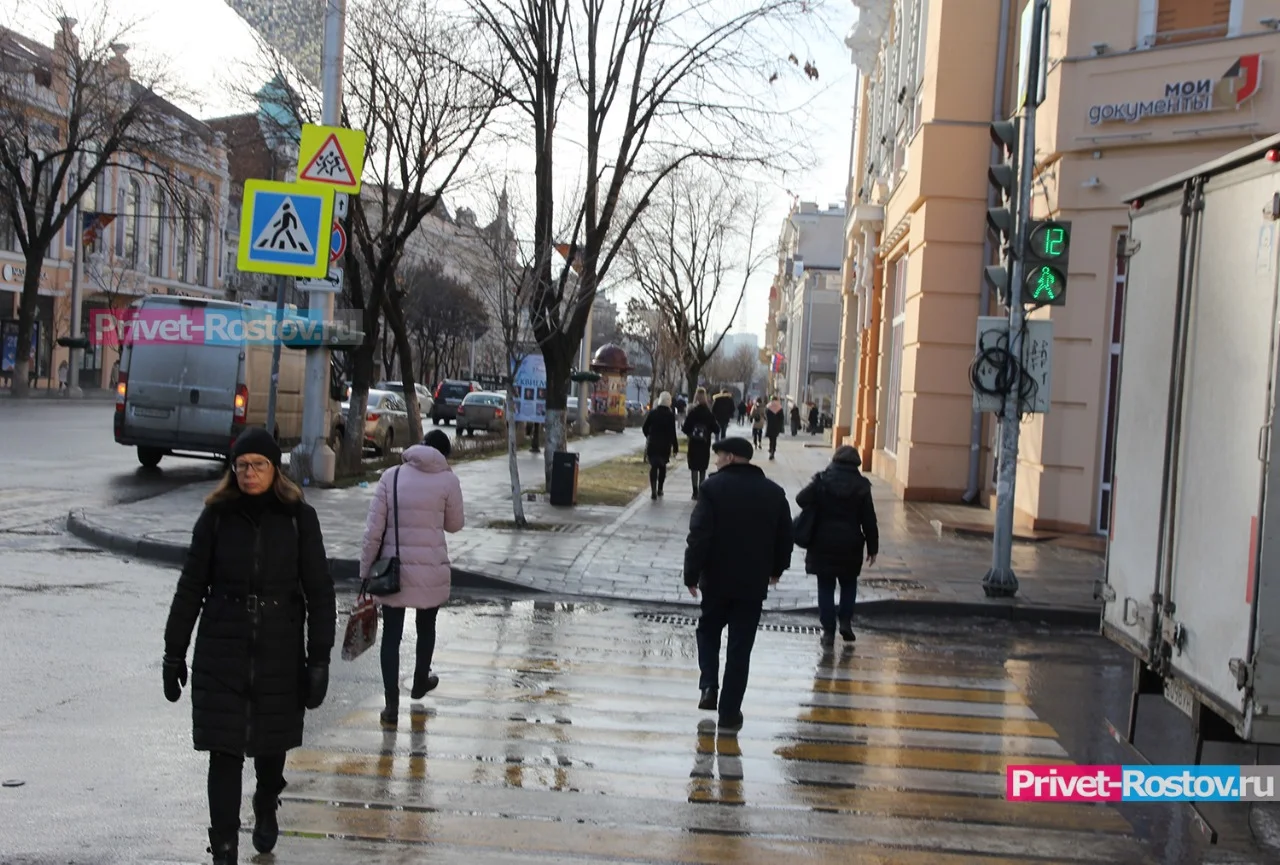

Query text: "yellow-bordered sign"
[236, 179, 334, 278]
[297, 124, 367, 194]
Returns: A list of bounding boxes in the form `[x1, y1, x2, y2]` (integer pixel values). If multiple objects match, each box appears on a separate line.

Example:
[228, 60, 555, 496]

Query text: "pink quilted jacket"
[359, 444, 465, 609]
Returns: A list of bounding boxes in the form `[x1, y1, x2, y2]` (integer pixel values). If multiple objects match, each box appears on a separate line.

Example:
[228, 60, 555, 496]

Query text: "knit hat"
[423, 429, 452, 459]
[833, 445, 862, 467]
[712, 436, 754, 461]
[231, 427, 281, 466]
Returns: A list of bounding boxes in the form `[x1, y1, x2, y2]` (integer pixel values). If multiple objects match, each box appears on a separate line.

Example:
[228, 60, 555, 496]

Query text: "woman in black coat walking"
[642, 391, 679, 499]
[795, 445, 879, 645]
[764, 396, 785, 460]
[790, 404, 802, 436]
[682, 387, 716, 499]
[163, 428, 336, 864]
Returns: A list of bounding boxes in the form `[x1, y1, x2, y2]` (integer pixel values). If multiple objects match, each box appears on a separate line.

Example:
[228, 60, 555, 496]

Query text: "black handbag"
[792, 476, 822, 549]
[366, 467, 402, 596]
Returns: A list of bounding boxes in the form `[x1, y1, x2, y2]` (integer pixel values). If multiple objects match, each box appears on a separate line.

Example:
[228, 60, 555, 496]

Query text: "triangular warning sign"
[299, 133, 356, 187]
[253, 196, 314, 254]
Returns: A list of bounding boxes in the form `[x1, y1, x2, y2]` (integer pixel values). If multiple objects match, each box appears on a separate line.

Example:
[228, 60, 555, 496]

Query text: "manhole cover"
[861, 577, 926, 591]
[635, 613, 822, 635]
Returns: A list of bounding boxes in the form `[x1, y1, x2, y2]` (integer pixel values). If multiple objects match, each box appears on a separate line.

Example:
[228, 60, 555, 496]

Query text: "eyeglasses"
[232, 459, 273, 476]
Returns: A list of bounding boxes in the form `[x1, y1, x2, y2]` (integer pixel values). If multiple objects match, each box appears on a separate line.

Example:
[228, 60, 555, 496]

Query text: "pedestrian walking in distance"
[162, 427, 336, 864]
[360, 429, 465, 727]
[790, 403, 802, 437]
[795, 445, 879, 645]
[712, 390, 735, 440]
[750, 401, 765, 449]
[683, 436, 793, 730]
[642, 392, 679, 499]
[765, 396, 785, 460]
[807, 403, 820, 435]
[683, 387, 716, 500]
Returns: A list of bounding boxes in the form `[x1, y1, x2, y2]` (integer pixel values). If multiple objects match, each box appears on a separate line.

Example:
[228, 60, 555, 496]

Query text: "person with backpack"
[749, 401, 765, 448]
[794, 445, 879, 646]
[683, 387, 716, 500]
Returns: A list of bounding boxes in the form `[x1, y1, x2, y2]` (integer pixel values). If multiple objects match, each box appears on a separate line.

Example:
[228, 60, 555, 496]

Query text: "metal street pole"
[266, 274, 287, 435]
[296, 0, 345, 484]
[577, 302, 594, 435]
[983, 0, 1047, 598]
[66, 155, 84, 398]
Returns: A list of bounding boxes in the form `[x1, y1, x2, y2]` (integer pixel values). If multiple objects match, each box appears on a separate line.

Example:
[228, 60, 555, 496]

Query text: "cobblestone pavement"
[67, 431, 1104, 617]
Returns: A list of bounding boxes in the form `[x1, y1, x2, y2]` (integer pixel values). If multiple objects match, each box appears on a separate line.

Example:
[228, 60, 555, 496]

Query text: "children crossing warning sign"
[297, 124, 366, 194]
[237, 179, 334, 278]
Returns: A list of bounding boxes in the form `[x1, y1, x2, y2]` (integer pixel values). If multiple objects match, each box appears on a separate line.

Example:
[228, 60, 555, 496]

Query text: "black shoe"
[251, 780, 285, 854]
[207, 828, 238, 865]
[380, 704, 398, 726]
[411, 672, 439, 700]
[718, 712, 744, 731]
[839, 620, 855, 642]
[698, 687, 718, 710]
[820, 629, 835, 648]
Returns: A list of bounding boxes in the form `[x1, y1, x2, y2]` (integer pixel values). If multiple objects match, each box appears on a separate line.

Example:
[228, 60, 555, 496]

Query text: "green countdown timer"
[1026, 264, 1065, 301]
[1029, 222, 1068, 258]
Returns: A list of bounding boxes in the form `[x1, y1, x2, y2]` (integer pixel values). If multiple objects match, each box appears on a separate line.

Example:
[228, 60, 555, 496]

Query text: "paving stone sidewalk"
[68, 429, 1104, 620]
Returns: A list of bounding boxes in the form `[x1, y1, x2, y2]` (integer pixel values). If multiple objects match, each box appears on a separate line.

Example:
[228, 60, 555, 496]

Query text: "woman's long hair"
[205, 466, 304, 506]
[656, 391, 672, 408]
[694, 387, 709, 406]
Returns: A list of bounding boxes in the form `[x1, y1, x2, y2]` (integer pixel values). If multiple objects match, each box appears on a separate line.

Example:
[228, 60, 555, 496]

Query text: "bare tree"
[726, 342, 762, 396]
[468, 0, 823, 479]
[618, 296, 680, 399]
[626, 168, 770, 396]
[0, 7, 198, 396]
[401, 258, 488, 391]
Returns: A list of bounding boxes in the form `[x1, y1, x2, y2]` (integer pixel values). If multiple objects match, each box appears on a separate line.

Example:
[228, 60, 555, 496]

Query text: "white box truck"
[112, 295, 343, 468]
[1103, 133, 1280, 752]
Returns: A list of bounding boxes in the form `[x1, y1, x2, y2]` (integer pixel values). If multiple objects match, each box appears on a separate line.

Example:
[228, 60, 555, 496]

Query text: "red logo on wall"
[1217, 55, 1261, 107]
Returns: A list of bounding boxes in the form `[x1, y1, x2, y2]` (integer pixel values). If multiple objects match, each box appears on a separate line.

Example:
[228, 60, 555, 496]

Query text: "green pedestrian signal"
[1023, 220, 1070, 307]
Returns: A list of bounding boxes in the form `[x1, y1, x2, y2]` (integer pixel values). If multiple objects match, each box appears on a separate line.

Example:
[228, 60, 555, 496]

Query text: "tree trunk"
[389, 309, 423, 445]
[10, 251, 45, 397]
[541, 341, 573, 484]
[338, 343, 377, 476]
[686, 362, 704, 400]
[506, 383, 527, 527]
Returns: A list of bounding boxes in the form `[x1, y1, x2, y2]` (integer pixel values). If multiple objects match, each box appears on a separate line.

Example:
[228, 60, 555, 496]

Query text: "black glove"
[304, 662, 329, 709]
[162, 656, 187, 703]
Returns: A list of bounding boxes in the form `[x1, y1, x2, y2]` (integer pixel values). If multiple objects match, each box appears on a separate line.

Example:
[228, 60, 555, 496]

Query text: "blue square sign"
[237, 179, 334, 277]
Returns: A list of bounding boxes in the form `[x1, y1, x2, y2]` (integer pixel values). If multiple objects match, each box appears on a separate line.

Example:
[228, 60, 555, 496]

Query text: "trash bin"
[549, 451, 579, 506]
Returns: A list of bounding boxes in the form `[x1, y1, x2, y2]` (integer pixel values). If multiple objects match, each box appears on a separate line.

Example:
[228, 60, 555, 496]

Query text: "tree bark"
[506, 383, 527, 527]
[10, 250, 45, 397]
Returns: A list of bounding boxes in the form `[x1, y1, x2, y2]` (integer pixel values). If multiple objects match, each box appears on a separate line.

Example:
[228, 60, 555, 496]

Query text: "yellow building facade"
[837, 0, 1280, 534]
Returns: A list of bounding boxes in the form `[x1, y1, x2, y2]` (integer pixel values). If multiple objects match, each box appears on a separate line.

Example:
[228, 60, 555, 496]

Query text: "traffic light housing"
[1022, 220, 1071, 306]
[985, 118, 1019, 306]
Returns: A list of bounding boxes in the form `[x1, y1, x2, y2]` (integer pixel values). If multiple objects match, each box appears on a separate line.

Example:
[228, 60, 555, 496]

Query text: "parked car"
[332, 389, 411, 455]
[431, 379, 482, 425]
[376, 380, 434, 421]
[456, 391, 507, 435]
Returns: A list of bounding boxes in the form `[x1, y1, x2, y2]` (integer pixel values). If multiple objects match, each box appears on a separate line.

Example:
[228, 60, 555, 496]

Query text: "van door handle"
[190, 388, 199, 405]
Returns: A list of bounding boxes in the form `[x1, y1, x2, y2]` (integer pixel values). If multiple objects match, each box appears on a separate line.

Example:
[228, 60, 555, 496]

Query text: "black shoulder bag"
[366, 467, 402, 595]
[792, 475, 823, 549]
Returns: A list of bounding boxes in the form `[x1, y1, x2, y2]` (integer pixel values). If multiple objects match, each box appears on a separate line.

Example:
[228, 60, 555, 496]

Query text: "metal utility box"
[1103, 134, 1280, 744]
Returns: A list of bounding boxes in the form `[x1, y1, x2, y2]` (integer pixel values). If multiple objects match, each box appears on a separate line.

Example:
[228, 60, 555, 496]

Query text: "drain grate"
[636, 613, 823, 635]
[861, 577, 926, 591]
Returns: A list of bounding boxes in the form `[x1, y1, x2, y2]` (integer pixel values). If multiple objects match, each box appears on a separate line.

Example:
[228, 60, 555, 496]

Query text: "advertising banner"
[512, 354, 547, 423]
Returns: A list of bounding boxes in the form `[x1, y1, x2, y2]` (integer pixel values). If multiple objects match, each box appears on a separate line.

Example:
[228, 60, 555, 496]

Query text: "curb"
[66, 509, 1100, 626]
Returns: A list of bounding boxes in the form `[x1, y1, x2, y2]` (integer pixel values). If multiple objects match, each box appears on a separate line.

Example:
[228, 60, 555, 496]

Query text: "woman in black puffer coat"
[642, 391, 679, 499]
[682, 387, 716, 500]
[795, 445, 879, 645]
[162, 428, 336, 865]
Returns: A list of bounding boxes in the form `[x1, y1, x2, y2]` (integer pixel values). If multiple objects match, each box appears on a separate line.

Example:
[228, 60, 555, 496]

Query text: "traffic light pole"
[984, 0, 1048, 598]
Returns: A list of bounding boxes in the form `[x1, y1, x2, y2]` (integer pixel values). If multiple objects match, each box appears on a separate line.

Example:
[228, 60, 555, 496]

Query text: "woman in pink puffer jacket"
[360, 429, 464, 725]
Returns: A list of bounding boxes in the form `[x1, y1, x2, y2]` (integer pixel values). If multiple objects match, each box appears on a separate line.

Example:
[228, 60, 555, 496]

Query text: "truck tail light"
[234, 385, 248, 422]
[367, 411, 381, 422]
[495, 408, 504, 419]
[458, 405, 465, 415]
[115, 372, 127, 412]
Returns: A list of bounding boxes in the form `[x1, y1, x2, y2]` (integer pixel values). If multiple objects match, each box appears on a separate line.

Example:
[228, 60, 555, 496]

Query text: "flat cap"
[712, 436, 754, 461]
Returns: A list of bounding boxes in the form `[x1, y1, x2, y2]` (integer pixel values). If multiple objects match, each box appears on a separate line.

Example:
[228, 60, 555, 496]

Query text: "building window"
[1097, 231, 1127, 534]
[883, 252, 908, 456]
[1152, 0, 1231, 46]
[175, 206, 189, 283]
[195, 206, 211, 287]
[149, 193, 165, 277]
[122, 178, 140, 265]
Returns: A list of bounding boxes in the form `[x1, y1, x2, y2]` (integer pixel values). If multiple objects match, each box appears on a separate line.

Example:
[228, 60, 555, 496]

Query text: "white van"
[113, 295, 335, 468]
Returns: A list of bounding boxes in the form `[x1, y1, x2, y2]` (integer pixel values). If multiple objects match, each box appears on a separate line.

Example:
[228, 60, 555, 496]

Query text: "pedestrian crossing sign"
[236, 179, 334, 277]
[297, 124, 366, 194]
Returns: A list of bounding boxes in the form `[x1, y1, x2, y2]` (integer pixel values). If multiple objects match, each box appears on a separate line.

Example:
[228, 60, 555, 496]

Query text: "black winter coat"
[795, 462, 879, 578]
[683, 463, 793, 601]
[683, 404, 716, 472]
[765, 408, 785, 437]
[712, 395, 735, 427]
[164, 491, 336, 757]
[642, 405, 679, 465]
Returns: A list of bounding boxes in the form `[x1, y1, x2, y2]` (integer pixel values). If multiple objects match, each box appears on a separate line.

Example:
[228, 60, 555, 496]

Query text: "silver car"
[334, 389, 411, 454]
[376, 380, 434, 424]
[456, 392, 507, 435]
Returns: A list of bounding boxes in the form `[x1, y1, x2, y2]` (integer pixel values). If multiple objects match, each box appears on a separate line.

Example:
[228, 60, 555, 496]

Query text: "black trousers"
[767, 433, 779, 455]
[695, 595, 762, 720]
[690, 469, 706, 494]
[381, 605, 439, 702]
[208, 750, 286, 837]
[751, 428, 763, 447]
[649, 462, 667, 492]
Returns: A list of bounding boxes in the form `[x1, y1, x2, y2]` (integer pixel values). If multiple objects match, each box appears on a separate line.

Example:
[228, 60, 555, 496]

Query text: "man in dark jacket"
[711, 391, 735, 440]
[795, 445, 878, 644]
[683, 437, 793, 730]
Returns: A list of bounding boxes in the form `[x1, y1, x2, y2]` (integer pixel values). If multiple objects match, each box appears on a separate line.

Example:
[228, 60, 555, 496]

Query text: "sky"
[5, 0, 859, 343]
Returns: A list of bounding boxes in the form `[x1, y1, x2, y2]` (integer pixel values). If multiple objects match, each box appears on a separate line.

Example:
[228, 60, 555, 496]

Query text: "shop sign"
[1, 263, 49, 286]
[1088, 55, 1261, 125]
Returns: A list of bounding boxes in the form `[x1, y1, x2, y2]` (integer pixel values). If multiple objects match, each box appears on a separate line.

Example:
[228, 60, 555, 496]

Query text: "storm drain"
[636, 613, 823, 635]
[861, 577, 927, 591]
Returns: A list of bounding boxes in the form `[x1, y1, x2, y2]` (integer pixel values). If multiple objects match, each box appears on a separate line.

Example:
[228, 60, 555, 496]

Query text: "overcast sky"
[5, 0, 857, 343]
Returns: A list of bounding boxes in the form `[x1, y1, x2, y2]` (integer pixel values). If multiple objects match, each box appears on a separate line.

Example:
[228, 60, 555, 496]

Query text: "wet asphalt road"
[2, 541, 1271, 865]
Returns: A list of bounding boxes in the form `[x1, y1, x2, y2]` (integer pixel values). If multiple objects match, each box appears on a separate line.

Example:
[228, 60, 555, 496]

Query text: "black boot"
[207, 827, 237, 865]
[252, 778, 286, 854]
[411, 670, 440, 699]
[839, 618, 855, 642]
[691, 475, 699, 500]
[380, 695, 398, 726]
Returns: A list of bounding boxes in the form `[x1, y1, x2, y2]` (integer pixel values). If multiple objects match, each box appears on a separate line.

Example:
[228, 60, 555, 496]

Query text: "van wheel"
[137, 446, 163, 469]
